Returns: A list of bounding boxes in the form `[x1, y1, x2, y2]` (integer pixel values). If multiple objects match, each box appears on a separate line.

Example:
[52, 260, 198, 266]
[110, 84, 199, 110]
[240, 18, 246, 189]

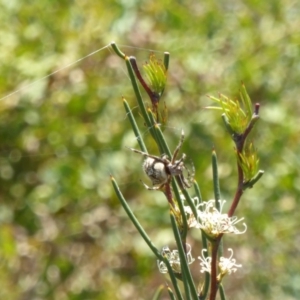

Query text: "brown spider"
[128, 130, 194, 190]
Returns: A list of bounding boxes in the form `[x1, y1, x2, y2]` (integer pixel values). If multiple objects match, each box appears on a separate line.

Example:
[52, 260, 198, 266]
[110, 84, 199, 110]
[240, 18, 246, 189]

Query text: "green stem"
[167, 286, 177, 300]
[153, 122, 172, 157]
[130, 56, 159, 106]
[221, 114, 236, 137]
[123, 98, 147, 153]
[111, 176, 160, 258]
[170, 214, 199, 300]
[219, 284, 227, 300]
[243, 170, 264, 190]
[163, 52, 170, 71]
[151, 124, 189, 238]
[110, 41, 126, 59]
[172, 181, 188, 242]
[212, 150, 223, 258]
[161, 52, 170, 97]
[182, 183, 210, 299]
[111, 43, 159, 145]
[124, 57, 157, 140]
[152, 285, 164, 300]
[111, 176, 183, 299]
[147, 110, 163, 153]
[193, 181, 202, 203]
[200, 271, 210, 300]
[212, 150, 221, 204]
[181, 188, 198, 224]
[165, 259, 184, 300]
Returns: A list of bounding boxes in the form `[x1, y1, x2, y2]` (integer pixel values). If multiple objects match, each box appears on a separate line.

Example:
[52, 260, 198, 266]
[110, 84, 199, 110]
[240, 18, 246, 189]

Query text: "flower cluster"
[198, 248, 242, 280]
[157, 244, 195, 274]
[160, 199, 246, 278]
[195, 199, 247, 239]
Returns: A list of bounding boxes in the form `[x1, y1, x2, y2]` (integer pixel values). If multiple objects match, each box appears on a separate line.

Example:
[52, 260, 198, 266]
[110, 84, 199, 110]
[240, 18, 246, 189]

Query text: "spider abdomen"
[143, 157, 168, 186]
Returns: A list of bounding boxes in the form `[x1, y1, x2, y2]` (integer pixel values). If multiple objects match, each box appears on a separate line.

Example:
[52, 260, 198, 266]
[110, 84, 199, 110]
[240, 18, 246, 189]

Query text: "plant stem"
[209, 240, 220, 300]
[110, 41, 126, 59]
[123, 98, 147, 153]
[228, 108, 259, 217]
[111, 175, 183, 299]
[170, 214, 199, 300]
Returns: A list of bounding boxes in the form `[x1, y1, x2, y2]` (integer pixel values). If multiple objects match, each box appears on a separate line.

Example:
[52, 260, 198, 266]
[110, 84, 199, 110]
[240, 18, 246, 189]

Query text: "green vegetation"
[1, 1, 300, 299]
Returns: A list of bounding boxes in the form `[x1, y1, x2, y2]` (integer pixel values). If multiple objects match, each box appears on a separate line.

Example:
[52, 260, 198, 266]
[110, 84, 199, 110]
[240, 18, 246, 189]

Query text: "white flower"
[219, 248, 242, 278]
[198, 249, 212, 273]
[157, 244, 195, 274]
[196, 199, 247, 238]
[198, 248, 242, 279]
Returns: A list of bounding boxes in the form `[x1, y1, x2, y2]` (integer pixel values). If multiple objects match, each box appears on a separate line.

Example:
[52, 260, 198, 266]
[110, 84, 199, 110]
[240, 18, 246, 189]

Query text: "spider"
[128, 130, 194, 190]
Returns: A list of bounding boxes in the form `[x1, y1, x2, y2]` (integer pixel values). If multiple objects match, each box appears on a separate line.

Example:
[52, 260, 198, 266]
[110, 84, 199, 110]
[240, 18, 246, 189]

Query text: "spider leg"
[175, 174, 185, 189]
[126, 147, 148, 156]
[173, 153, 187, 168]
[140, 180, 164, 190]
[182, 159, 195, 188]
[171, 129, 185, 164]
[127, 147, 167, 163]
[175, 157, 195, 189]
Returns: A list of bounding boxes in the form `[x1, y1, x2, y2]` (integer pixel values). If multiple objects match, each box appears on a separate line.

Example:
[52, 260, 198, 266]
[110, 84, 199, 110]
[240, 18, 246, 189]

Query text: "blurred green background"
[1, 0, 300, 299]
